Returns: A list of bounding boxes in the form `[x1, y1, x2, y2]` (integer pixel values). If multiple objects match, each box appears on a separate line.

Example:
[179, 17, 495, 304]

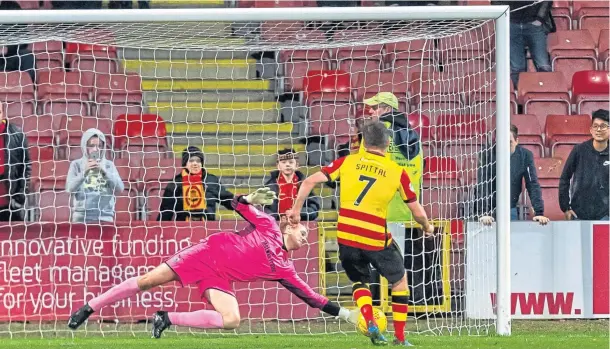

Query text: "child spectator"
[66, 129, 124, 223]
[264, 148, 320, 222]
[559, 109, 609, 221]
[157, 146, 234, 221]
[475, 124, 549, 225]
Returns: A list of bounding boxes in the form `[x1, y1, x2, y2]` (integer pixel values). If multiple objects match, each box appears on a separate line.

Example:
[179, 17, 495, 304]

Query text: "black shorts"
[339, 240, 405, 285]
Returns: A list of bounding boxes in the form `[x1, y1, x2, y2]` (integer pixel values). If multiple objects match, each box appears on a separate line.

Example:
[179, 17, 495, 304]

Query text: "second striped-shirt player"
[289, 121, 434, 346]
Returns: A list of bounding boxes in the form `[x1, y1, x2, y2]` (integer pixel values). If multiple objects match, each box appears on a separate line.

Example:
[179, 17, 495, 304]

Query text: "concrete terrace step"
[120, 48, 251, 61]
[171, 135, 296, 146]
[144, 91, 277, 104]
[172, 143, 306, 166]
[123, 59, 257, 80]
[141, 79, 271, 92]
[206, 165, 321, 180]
[150, 101, 280, 124]
[166, 122, 292, 135]
[149, 0, 226, 7]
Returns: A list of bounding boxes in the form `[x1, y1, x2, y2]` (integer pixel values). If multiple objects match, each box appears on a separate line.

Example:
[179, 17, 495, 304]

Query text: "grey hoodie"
[65, 128, 124, 222]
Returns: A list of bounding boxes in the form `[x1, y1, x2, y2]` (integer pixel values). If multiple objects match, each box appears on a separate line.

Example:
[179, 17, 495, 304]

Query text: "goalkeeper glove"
[245, 187, 277, 206]
[337, 307, 360, 325]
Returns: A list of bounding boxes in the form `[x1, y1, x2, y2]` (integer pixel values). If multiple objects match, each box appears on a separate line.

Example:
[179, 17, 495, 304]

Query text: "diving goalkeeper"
[68, 188, 357, 338]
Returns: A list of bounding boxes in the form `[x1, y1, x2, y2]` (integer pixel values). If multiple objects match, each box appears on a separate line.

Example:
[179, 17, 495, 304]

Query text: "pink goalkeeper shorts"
[165, 242, 235, 300]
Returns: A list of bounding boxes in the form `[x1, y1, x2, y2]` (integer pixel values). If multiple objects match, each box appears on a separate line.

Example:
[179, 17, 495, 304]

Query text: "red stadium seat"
[385, 39, 437, 79]
[540, 187, 564, 221]
[410, 72, 469, 124]
[421, 186, 461, 220]
[434, 114, 487, 171]
[30, 41, 64, 71]
[37, 71, 90, 116]
[143, 182, 168, 221]
[113, 114, 169, 160]
[511, 114, 544, 157]
[31, 160, 70, 192]
[533, 157, 565, 188]
[307, 102, 353, 138]
[466, 72, 518, 118]
[407, 112, 431, 142]
[571, 70, 610, 115]
[423, 156, 460, 186]
[438, 24, 494, 75]
[56, 115, 114, 160]
[141, 158, 181, 183]
[303, 69, 351, 105]
[333, 31, 384, 75]
[67, 43, 119, 87]
[261, 21, 306, 43]
[573, 1, 609, 41]
[114, 183, 140, 222]
[354, 71, 409, 113]
[517, 72, 571, 126]
[552, 0, 572, 31]
[549, 30, 598, 83]
[545, 114, 592, 157]
[0, 71, 35, 118]
[599, 29, 610, 71]
[17, 0, 39, 9]
[94, 73, 143, 120]
[458, 0, 490, 5]
[38, 190, 71, 222]
[252, 0, 315, 7]
[283, 60, 328, 92]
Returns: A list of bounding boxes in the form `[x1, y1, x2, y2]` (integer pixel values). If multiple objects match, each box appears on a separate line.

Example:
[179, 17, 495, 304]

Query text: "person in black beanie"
[157, 146, 234, 221]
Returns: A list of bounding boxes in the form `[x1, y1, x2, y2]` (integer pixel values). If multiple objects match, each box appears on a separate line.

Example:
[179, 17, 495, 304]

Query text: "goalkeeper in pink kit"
[68, 188, 356, 337]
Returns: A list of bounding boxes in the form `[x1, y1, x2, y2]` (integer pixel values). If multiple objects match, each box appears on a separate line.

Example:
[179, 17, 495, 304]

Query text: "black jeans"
[0, 48, 36, 83]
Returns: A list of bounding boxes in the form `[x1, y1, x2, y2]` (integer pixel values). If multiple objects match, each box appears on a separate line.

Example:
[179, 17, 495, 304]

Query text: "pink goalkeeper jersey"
[195, 197, 328, 309]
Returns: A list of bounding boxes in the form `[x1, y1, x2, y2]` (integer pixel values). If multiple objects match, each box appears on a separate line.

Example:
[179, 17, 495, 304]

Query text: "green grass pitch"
[1, 320, 607, 349]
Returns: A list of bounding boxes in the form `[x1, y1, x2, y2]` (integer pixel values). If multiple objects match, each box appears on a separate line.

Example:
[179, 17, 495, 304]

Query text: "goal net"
[0, 6, 511, 337]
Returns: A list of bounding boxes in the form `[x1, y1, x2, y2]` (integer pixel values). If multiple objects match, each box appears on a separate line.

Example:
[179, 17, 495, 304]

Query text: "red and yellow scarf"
[181, 169, 206, 218]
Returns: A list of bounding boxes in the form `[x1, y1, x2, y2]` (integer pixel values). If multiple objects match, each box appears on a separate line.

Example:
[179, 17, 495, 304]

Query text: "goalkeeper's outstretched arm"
[279, 271, 356, 324]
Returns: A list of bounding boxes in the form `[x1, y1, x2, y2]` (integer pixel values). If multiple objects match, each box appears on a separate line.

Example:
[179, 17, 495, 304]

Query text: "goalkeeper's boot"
[367, 320, 388, 346]
[393, 339, 415, 347]
[152, 311, 171, 339]
[68, 304, 94, 330]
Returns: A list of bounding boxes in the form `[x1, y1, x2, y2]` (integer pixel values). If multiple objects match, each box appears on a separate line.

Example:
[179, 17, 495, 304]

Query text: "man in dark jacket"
[264, 148, 320, 221]
[157, 146, 234, 222]
[559, 109, 609, 221]
[338, 92, 422, 223]
[0, 103, 31, 221]
[493, 0, 555, 86]
[475, 124, 549, 225]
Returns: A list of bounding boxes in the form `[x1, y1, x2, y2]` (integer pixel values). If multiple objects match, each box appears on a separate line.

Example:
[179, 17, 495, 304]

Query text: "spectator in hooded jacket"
[0, 102, 30, 222]
[559, 109, 609, 221]
[475, 124, 549, 225]
[264, 148, 320, 222]
[66, 128, 124, 223]
[158, 146, 234, 222]
[493, 0, 555, 86]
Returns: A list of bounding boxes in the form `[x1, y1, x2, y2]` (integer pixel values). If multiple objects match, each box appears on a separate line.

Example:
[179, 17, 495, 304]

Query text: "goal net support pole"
[0, 5, 511, 336]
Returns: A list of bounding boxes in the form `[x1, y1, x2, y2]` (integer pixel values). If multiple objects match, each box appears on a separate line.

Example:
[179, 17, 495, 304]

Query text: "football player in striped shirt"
[289, 121, 434, 346]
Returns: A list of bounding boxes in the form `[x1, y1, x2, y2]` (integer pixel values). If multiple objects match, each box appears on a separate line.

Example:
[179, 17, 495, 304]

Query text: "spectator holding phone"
[66, 128, 124, 223]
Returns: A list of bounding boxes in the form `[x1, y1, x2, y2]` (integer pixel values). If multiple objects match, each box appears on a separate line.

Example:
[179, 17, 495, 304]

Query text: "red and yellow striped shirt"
[321, 151, 417, 251]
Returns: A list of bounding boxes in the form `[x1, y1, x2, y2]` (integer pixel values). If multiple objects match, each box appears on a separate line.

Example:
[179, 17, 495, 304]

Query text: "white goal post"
[0, 5, 511, 336]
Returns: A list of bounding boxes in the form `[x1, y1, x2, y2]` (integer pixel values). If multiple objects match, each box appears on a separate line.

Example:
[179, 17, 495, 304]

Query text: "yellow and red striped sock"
[392, 290, 409, 342]
[352, 282, 375, 324]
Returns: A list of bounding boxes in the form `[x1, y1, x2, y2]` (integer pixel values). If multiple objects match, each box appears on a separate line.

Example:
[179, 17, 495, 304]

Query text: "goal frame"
[0, 5, 512, 336]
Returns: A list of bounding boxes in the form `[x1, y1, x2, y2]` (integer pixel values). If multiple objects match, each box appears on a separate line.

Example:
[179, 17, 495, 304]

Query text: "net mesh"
[0, 17, 498, 337]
